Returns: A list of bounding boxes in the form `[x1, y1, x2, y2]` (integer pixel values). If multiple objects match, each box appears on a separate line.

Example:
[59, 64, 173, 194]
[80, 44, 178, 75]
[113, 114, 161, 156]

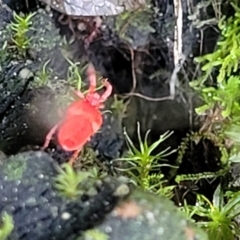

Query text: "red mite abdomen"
[66, 100, 95, 117]
[58, 116, 95, 151]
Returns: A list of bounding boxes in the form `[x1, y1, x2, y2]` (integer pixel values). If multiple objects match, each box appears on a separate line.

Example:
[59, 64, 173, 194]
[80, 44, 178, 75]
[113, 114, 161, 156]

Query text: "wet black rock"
[0, 151, 122, 240]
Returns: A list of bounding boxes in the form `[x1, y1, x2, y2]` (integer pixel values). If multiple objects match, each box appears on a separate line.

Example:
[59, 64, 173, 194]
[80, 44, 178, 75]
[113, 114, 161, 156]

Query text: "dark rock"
[82, 189, 208, 240]
[0, 151, 123, 240]
[0, 151, 207, 240]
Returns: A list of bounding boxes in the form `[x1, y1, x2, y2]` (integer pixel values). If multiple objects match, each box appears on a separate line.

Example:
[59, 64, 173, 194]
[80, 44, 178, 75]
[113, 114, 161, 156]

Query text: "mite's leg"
[84, 17, 102, 47]
[58, 15, 76, 38]
[99, 79, 113, 103]
[86, 63, 97, 93]
[73, 90, 85, 99]
[68, 148, 81, 166]
[72, 64, 97, 98]
[42, 123, 61, 149]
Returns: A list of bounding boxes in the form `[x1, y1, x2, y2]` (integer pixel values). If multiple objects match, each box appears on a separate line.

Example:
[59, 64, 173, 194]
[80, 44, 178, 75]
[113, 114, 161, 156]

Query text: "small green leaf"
[229, 153, 240, 163]
[202, 87, 216, 93]
[212, 184, 223, 209]
[201, 62, 214, 71]
[225, 124, 240, 142]
[195, 104, 211, 114]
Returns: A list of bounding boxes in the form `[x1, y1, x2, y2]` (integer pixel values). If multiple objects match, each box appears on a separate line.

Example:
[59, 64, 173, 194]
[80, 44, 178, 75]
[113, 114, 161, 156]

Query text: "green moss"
[0, 212, 14, 240]
[53, 163, 92, 200]
[82, 229, 109, 240]
[191, 2, 240, 87]
[181, 185, 240, 240]
[7, 12, 36, 57]
[116, 122, 176, 192]
[2, 155, 27, 181]
[189, 1, 240, 173]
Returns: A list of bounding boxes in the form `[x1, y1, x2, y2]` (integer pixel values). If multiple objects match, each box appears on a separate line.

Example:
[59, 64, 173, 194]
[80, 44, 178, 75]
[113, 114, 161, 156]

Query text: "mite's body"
[43, 64, 112, 164]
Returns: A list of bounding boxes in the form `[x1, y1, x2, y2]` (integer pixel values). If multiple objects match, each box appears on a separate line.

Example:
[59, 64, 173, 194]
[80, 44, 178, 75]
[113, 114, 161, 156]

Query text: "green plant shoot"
[115, 122, 176, 191]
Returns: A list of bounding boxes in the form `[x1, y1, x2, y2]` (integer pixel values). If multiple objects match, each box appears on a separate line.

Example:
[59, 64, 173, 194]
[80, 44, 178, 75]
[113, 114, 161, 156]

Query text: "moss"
[0, 212, 14, 240]
[191, 2, 240, 87]
[53, 163, 94, 200]
[82, 229, 109, 240]
[2, 155, 27, 181]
